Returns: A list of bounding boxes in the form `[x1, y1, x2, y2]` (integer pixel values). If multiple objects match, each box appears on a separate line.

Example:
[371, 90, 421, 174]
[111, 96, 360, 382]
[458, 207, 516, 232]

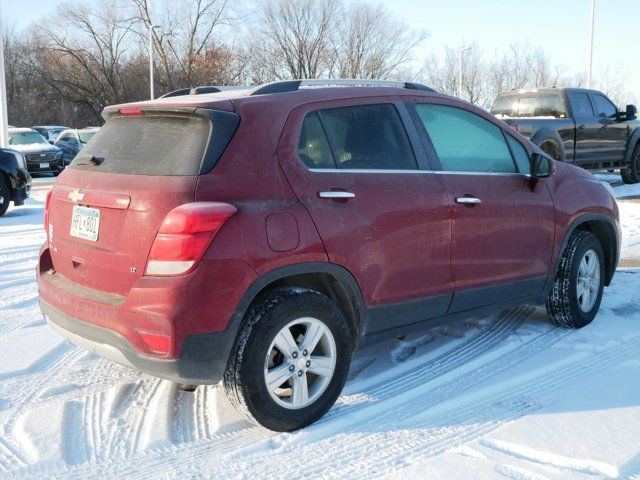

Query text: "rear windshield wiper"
[75, 155, 106, 167]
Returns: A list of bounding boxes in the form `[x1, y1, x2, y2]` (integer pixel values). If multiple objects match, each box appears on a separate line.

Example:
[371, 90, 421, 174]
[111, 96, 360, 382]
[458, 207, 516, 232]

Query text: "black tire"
[546, 230, 605, 328]
[223, 287, 353, 431]
[621, 143, 640, 184]
[0, 179, 10, 217]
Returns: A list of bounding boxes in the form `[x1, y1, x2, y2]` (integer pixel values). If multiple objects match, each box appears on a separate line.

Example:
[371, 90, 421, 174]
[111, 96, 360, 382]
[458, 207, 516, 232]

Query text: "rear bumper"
[37, 246, 259, 384]
[41, 299, 235, 384]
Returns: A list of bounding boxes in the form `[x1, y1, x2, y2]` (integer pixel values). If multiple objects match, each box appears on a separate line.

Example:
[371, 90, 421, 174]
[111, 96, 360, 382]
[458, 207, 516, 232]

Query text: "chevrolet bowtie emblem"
[68, 190, 84, 203]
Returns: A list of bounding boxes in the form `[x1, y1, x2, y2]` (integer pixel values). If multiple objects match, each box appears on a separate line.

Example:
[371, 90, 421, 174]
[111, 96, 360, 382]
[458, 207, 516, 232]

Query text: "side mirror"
[531, 152, 553, 179]
[626, 104, 637, 120]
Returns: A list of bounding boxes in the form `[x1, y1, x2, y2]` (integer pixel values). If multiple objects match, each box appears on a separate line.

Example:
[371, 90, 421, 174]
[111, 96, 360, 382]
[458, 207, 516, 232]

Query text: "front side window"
[568, 93, 595, 118]
[592, 95, 617, 117]
[505, 135, 530, 173]
[415, 104, 516, 173]
[299, 104, 417, 170]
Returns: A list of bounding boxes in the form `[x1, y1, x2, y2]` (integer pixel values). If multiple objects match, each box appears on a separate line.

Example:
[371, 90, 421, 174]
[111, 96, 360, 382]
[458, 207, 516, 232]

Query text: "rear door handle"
[318, 191, 356, 199]
[455, 196, 481, 205]
[578, 124, 586, 130]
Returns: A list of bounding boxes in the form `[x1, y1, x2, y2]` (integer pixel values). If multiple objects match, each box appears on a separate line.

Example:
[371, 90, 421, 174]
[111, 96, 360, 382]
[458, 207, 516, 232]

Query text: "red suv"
[37, 79, 620, 431]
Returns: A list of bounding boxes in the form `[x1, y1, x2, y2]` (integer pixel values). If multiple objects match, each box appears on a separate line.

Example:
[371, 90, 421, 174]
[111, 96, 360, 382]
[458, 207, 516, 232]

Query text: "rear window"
[492, 93, 566, 118]
[70, 114, 211, 176]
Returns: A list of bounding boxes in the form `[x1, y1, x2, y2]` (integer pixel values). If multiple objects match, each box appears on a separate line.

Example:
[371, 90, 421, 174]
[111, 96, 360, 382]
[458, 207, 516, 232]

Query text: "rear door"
[408, 99, 555, 313]
[278, 97, 453, 334]
[47, 112, 214, 297]
[567, 91, 600, 165]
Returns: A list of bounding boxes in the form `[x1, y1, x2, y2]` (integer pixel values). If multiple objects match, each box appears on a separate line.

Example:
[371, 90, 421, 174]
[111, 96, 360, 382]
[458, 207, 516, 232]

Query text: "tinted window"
[416, 104, 516, 173]
[70, 114, 210, 176]
[506, 135, 530, 173]
[568, 93, 595, 117]
[319, 104, 417, 170]
[297, 112, 335, 168]
[592, 95, 617, 117]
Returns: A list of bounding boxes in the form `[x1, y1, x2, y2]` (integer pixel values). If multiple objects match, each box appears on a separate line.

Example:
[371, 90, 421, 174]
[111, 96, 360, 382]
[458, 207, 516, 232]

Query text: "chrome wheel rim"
[264, 317, 336, 410]
[577, 249, 600, 313]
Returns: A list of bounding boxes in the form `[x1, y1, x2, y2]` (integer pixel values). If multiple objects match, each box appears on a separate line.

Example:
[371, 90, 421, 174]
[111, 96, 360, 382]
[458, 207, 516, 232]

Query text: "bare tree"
[249, 0, 340, 80]
[331, 2, 426, 79]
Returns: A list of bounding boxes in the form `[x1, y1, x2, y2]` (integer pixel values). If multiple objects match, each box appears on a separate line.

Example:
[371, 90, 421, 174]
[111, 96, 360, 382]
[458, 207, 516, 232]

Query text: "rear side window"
[70, 115, 211, 176]
[299, 104, 417, 170]
[298, 112, 336, 168]
[416, 104, 516, 173]
[568, 93, 595, 118]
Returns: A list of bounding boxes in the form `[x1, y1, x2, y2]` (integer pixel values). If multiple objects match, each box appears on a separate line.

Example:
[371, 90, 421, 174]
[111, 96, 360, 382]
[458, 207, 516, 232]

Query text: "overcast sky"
[3, 0, 639, 102]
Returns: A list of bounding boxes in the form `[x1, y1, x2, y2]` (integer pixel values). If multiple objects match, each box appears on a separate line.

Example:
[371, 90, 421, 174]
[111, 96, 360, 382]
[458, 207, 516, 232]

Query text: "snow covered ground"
[0, 177, 639, 479]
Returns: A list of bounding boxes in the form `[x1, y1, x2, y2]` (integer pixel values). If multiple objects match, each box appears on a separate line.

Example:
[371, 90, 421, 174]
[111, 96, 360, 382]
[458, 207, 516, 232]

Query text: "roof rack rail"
[159, 85, 250, 99]
[251, 79, 437, 96]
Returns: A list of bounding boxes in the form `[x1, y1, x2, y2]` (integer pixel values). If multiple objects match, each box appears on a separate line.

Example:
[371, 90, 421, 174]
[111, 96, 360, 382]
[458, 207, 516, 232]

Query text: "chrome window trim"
[308, 168, 531, 178]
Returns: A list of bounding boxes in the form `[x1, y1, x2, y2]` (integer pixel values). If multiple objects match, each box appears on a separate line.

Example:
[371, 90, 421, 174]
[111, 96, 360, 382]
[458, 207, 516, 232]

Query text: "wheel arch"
[548, 214, 619, 292]
[531, 128, 565, 161]
[229, 263, 367, 349]
[623, 127, 640, 165]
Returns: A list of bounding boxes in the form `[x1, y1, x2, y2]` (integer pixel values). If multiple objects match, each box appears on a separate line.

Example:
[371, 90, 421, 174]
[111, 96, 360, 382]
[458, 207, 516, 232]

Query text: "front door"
[278, 98, 453, 333]
[409, 99, 556, 313]
[590, 92, 628, 163]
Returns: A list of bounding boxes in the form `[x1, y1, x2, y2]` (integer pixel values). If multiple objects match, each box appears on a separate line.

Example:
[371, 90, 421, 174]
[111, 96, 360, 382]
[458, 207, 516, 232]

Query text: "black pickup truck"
[491, 88, 640, 183]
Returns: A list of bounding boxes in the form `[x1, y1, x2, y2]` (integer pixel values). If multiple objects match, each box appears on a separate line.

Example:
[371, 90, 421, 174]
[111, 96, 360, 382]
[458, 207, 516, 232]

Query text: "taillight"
[44, 190, 52, 244]
[145, 202, 236, 276]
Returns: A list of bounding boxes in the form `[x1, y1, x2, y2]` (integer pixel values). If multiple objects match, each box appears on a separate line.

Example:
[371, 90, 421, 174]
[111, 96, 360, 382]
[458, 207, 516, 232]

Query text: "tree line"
[4, 0, 635, 128]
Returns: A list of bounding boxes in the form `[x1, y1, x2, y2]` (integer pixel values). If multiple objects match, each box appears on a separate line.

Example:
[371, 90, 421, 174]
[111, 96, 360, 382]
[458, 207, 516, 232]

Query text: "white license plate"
[40, 162, 49, 169]
[70, 206, 100, 242]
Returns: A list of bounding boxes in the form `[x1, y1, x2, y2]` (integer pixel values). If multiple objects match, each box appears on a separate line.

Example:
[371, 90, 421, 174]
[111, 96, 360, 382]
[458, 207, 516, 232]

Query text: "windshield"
[491, 93, 567, 118]
[79, 131, 96, 143]
[9, 132, 49, 146]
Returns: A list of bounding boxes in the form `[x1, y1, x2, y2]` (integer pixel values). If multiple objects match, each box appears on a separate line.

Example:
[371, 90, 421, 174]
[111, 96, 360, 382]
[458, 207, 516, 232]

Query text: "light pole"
[459, 46, 470, 100]
[0, 2, 9, 147]
[587, 0, 595, 88]
[149, 23, 161, 100]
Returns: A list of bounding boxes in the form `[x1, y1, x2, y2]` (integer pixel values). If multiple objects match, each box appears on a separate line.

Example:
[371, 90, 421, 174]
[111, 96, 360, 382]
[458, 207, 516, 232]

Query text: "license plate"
[70, 206, 100, 242]
[40, 162, 49, 169]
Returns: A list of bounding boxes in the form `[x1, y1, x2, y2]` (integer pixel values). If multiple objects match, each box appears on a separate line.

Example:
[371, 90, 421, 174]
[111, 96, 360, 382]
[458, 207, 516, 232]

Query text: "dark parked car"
[32, 125, 70, 144]
[55, 128, 99, 164]
[491, 88, 640, 183]
[38, 79, 620, 431]
[8, 128, 64, 175]
[0, 147, 31, 217]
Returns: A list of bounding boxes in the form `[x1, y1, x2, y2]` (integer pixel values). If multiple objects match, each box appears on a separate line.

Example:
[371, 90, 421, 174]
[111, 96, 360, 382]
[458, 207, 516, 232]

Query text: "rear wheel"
[621, 144, 640, 184]
[546, 231, 605, 328]
[540, 140, 561, 161]
[223, 287, 353, 431]
[0, 179, 10, 217]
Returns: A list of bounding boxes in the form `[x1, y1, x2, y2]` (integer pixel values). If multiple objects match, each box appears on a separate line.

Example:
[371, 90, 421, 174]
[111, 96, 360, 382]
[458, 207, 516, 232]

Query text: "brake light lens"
[146, 202, 236, 276]
[119, 108, 144, 116]
[44, 190, 52, 243]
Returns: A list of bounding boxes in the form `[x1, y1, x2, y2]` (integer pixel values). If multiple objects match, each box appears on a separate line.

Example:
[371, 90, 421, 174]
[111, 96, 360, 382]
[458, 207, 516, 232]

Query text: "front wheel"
[546, 231, 605, 328]
[223, 287, 353, 431]
[0, 180, 10, 217]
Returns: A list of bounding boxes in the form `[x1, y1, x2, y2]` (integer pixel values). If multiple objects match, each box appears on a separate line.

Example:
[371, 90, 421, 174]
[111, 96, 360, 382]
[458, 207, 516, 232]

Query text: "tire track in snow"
[28, 307, 542, 480]
[227, 332, 640, 480]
